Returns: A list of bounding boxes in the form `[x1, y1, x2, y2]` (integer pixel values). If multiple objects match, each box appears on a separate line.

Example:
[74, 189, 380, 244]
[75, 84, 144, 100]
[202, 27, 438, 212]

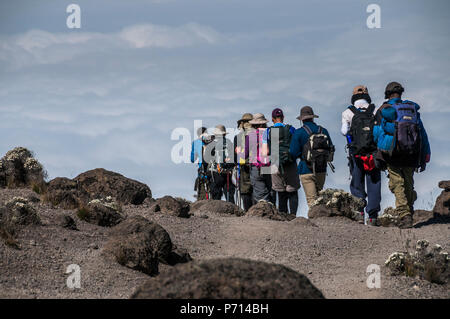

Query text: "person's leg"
[250, 166, 270, 202]
[387, 165, 409, 216]
[210, 172, 224, 200]
[403, 167, 416, 214]
[278, 191, 289, 213]
[227, 178, 236, 204]
[241, 193, 253, 211]
[263, 172, 275, 204]
[315, 172, 326, 192]
[366, 168, 381, 219]
[288, 191, 299, 215]
[197, 178, 207, 200]
[300, 174, 317, 207]
[350, 157, 367, 200]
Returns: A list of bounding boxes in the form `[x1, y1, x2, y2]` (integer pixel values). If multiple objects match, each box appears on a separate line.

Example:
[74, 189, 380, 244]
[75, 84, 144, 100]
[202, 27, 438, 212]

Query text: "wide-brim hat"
[249, 113, 269, 125]
[237, 113, 253, 126]
[296, 106, 319, 121]
[214, 124, 228, 136]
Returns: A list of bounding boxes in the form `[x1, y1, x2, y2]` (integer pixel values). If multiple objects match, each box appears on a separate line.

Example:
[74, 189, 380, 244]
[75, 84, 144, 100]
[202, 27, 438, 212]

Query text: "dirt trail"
[0, 189, 449, 299]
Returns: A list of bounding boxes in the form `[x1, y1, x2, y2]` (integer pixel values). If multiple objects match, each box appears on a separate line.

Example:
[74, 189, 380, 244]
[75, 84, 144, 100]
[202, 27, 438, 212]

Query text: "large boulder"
[103, 216, 173, 276]
[74, 168, 151, 205]
[45, 177, 79, 208]
[45, 168, 152, 209]
[0, 147, 46, 189]
[308, 189, 365, 220]
[77, 197, 125, 227]
[246, 201, 294, 221]
[190, 200, 244, 217]
[385, 240, 449, 285]
[150, 196, 190, 218]
[433, 180, 450, 217]
[131, 258, 324, 299]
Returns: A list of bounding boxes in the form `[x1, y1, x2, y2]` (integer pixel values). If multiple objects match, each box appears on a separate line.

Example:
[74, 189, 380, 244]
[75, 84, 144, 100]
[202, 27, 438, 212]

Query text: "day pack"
[248, 128, 270, 168]
[302, 125, 333, 174]
[268, 125, 293, 168]
[348, 104, 376, 156]
[392, 101, 421, 157]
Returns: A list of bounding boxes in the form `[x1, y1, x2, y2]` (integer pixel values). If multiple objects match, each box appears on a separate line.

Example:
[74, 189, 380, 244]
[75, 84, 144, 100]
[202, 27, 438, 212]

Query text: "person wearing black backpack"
[265, 108, 300, 216]
[290, 106, 334, 209]
[342, 85, 381, 226]
[374, 82, 431, 229]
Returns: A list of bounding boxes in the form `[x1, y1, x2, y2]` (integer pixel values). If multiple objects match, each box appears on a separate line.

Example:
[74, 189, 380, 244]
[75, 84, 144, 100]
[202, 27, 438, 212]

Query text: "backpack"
[348, 104, 376, 156]
[248, 128, 270, 168]
[302, 125, 333, 174]
[267, 125, 293, 168]
[392, 101, 421, 157]
[211, 137, 234, 172]
[375, 106, 396, 154]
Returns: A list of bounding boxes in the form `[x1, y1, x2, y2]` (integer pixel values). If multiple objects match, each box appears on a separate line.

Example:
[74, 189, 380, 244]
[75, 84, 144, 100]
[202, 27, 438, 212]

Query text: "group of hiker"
[191, 81, 431, 228]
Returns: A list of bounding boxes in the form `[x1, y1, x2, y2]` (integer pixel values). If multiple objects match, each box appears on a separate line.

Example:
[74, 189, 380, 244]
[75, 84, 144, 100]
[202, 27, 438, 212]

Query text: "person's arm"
[341, 110, 350, 136]
[419, 118, 431, 162]
[190, 141, 196, 163]
[289, 130, 302, 159]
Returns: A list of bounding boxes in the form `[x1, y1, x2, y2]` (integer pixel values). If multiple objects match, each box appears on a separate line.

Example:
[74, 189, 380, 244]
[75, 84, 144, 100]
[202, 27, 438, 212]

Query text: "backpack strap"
[302, 125, 313, 136]
[318, 126, 323, 134]
[348, 105, 359, 115]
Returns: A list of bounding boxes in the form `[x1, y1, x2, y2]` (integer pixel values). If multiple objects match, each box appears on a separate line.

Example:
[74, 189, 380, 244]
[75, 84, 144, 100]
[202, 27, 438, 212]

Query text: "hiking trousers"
[387, 165, 416, 217]
[350, 156, 381, 219]
[211, 172, 235, 204]
[250, 166, 274, 203]
[278, 191, 299, 215]
[300, 173, 326, 207]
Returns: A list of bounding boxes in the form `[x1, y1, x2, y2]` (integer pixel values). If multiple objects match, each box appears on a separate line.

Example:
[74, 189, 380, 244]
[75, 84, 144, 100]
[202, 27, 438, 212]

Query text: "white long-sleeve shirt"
[341, 99, 377, 136]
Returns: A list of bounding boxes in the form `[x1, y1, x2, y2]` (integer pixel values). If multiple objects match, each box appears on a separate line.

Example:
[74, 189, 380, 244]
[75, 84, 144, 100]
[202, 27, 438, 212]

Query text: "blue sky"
[0, 0, 449, 216]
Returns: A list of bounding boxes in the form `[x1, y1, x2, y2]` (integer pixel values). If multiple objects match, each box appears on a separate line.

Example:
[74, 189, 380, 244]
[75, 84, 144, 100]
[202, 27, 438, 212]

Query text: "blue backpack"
[392, 100, 421, 156]
[375, 100, 421, 157]
[374, 107, 396, 154]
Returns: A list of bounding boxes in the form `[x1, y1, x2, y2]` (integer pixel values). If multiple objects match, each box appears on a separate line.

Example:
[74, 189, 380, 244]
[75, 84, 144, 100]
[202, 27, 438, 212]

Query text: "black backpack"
[302, 125, 333, 174]
[348, 104, 377, 156]
[268, 125, 293, 168]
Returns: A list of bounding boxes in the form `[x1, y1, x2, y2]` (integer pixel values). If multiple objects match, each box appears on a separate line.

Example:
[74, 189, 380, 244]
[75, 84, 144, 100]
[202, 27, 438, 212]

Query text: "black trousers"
[211, 171, 235, 204]
[277, 191, 299, 215]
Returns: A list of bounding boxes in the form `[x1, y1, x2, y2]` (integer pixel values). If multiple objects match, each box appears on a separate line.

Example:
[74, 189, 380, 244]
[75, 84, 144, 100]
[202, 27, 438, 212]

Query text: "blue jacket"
[190, 138, 204, 168]
[289, 121, 333, 175]
[375, 97, 431, 167]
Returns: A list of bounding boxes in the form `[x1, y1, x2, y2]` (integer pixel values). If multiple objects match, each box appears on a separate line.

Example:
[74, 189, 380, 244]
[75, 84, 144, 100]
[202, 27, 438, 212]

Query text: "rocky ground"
[0, 187, 448, 299]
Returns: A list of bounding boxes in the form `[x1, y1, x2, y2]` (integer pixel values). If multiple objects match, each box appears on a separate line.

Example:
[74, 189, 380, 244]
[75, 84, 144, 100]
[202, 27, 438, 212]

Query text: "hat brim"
[249, 119, 268, 124]
[296, 114, 319, 121]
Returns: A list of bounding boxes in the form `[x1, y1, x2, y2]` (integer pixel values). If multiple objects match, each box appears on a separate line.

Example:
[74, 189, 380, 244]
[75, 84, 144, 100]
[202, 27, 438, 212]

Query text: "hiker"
[234, 113, 254, 211]
[205, 124, 236, 203]
[265, 108, 299, 215]
[290, 106, 334, 208]
[247, 113, 274, 204]
[191, 127, 213, 200]
[373, 82, 431, 228]
[341, 85, 381, 226]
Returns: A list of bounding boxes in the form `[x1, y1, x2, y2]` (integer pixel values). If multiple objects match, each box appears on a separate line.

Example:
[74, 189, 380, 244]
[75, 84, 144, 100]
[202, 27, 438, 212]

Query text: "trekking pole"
[328, 162, 335, 173]
[226, 170, 230, 202]
[237, 164, 242, 210]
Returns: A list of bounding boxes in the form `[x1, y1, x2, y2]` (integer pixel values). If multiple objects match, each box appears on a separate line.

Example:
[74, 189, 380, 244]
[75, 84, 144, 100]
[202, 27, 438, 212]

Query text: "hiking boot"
[398, 214, 413, 229]
[367, 217, 378, 226]
[354, 211, 364, 223]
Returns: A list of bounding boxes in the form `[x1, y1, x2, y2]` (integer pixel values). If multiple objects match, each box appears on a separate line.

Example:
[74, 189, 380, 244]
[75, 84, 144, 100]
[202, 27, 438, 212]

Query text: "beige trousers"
[300, 173, 326, 207]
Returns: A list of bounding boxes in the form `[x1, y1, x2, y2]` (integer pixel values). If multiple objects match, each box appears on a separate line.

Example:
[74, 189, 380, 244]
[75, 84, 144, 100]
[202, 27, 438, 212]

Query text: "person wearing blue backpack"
[373, 82, 431, 228]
